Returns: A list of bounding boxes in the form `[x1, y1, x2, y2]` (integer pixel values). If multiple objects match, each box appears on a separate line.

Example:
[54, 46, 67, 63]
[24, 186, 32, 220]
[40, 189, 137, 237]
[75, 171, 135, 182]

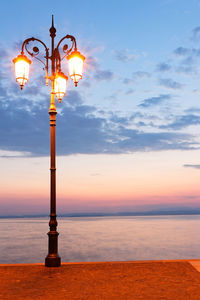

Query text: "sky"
[1, 0, 200, 215]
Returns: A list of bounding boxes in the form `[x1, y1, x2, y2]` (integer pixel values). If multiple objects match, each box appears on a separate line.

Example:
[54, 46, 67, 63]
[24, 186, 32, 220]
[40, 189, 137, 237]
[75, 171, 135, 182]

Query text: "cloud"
[94, 69, 114, 81]
[139, 94, 171, 108]
[192, 26, 200, 41]
[132, 71, 150, 79]
[183, 164, 200, 169]
[122, 71, 150, 85]
[0, 91, 198, 156]
[0, 95, 108, 156]
[174, 47, 190, 56]
[0, 150, 31, 158]
[85, 56, 99, 70]
[176, 64, 195, 74]
[185, 107, 200, 114]
[113, 49, 137, 62]
[123, 78, 134, 85]
[172, 44, 200, 74]
[125, 88, 135, 95]
[159, 78, 184, 89]
[109, 114, 130, 126]
[84, 55, 115, 83]
[63, 90, 83, 106]
[0, 41, 199, 157]
[174, 47, 200, 57]
[0, 47, 8, 62]
[129, 112, 144, 121]
[156, 62, 171, 72]
[117, 127, 197, 152]
[160, 114, 200, 130]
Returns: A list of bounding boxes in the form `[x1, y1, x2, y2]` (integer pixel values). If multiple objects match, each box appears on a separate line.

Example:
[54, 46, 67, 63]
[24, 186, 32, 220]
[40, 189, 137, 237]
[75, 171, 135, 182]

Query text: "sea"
[1, 215, 200, 264]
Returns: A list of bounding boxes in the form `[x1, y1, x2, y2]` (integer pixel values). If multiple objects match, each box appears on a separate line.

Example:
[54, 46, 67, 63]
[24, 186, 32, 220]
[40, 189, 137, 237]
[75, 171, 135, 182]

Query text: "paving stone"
[1, 260, 200, 299]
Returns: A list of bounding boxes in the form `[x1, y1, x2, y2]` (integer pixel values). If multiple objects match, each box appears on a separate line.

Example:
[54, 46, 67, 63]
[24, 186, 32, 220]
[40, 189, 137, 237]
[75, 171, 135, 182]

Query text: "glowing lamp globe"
[67, 50, 85, 86]
[54, 72, 68, 102]
[13, 54, 31, 90]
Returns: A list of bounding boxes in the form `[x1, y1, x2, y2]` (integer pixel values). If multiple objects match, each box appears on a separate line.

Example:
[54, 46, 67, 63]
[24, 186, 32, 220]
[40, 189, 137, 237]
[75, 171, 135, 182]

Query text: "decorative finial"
[50, 15, 56, 38]
[52, 15, 54, 27]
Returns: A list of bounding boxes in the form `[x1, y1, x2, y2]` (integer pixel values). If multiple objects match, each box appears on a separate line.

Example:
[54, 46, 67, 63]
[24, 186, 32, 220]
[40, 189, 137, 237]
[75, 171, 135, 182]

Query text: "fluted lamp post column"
[13, 16, 85, 267]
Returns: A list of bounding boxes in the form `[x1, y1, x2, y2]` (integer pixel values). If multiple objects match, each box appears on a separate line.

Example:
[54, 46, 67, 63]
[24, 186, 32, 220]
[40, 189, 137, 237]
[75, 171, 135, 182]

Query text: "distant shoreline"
[1, 210, 200, 219]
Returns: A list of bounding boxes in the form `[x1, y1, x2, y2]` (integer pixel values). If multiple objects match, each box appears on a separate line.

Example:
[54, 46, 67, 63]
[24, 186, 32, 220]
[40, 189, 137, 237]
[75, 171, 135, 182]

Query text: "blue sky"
[1, 0, 200, 215]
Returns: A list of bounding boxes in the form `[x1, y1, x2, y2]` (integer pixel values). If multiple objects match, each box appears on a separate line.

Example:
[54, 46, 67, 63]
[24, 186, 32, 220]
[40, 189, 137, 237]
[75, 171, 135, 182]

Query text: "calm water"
[0, 215, 200, 264]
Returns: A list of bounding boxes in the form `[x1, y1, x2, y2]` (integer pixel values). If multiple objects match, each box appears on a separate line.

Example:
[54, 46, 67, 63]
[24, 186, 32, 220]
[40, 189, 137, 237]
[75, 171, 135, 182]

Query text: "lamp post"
[13, 16, 85, 267]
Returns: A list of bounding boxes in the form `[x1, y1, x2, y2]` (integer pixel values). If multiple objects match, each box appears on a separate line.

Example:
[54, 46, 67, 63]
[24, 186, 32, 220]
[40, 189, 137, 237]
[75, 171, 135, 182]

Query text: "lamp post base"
[45, 255, 61, 267]
[45, 230, 61, 267]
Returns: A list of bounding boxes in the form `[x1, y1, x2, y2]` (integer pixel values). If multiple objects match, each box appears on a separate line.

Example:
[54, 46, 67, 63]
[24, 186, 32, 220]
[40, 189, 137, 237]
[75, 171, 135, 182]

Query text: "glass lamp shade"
[54, 72, 68, 102]
[13, 54, 31, 89]
[67, 50, 85, 86]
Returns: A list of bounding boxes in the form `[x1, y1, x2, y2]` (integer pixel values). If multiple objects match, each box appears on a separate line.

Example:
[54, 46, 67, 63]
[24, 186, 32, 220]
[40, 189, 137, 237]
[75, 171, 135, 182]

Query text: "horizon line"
[1, 209, 200, 218]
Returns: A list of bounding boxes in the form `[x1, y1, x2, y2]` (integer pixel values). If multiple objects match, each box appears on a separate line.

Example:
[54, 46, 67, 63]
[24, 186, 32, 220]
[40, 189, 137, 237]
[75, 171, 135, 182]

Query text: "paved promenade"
[1, 260, 200, 299]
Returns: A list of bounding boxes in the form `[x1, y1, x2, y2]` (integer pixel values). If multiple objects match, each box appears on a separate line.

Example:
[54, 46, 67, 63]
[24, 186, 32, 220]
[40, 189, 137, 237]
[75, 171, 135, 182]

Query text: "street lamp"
[13, 16, 85, 267]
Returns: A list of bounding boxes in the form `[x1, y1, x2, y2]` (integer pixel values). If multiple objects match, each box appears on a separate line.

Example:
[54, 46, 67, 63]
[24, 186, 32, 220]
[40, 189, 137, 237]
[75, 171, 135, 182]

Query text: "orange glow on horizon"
[1, 151, 200, 213]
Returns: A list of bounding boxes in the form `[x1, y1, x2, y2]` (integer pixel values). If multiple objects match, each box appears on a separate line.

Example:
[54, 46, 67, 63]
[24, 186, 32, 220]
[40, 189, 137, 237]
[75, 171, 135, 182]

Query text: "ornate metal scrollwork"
[32, 46, 39, 55]
[22, 37, 49, 67]
[21, 37, 49, 84]
[56, 34, 77, 61]
[63, 44, 68, 53]
[19, 33, 77, 84]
